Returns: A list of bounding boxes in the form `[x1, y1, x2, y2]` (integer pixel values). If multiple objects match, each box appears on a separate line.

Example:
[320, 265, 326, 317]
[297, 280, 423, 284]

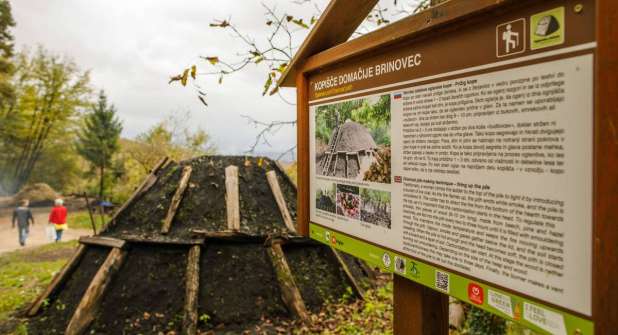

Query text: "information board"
[307, 1, 596, 333]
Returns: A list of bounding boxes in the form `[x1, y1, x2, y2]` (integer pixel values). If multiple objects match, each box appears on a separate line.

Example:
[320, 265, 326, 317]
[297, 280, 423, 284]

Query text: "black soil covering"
[87, 245, 188, 334]
[103, 156, 296, 240]
[316, 195, 336, 213]
[28, 246, 110, 335]
[198, 243, 288, 332]
[284, 244, 354, 312]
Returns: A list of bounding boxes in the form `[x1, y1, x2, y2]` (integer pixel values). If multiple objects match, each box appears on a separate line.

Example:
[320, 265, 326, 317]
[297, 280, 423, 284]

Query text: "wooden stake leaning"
[266, 171, 296, 233]
[267, 244, 309, 322]
[225, 165, 240, 231]
[26, 244, 87, 317]
[101, 156, 169, 233]
[161, 165, 193, 234]
[330, 248, 365, 299]
[65, 247, 128, 335]
[78, 236, 126, 249]
[182, 245, 201, 335]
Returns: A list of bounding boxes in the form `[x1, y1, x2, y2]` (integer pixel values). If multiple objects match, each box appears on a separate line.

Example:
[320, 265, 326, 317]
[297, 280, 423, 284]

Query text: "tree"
[0, 47, 91, 193]
[0, 0, 15, 110]
[76, 91, 123, 199]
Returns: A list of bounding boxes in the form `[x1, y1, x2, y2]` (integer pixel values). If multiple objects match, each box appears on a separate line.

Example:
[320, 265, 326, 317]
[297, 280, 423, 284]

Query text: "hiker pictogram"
[496, 18, 526, 57]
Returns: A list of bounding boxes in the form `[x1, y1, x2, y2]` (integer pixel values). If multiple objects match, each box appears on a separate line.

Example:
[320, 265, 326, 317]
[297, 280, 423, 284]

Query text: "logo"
[394, 176, 402, 183]
[382, 252, 391, 268]
[531, 7, 565, 50]
[324, 230, 331, 243]
[394, 256, 405, 274]
[468, 283, 484, 305]
[496, 18, 526, 58]
[409, 262, 420, 278]
[393, 93, 402, 100]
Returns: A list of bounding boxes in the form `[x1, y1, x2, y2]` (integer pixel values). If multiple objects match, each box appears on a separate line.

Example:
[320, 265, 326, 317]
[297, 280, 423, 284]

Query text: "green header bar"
[310, 223, 593, 335]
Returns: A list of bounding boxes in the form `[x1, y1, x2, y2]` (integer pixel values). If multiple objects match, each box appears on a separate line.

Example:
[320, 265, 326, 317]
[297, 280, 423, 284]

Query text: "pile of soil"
[12, 183, 60, 207]
[28, 246, 110, 335]
[87, 245, 188, 334]
[316, 195, 335, 213]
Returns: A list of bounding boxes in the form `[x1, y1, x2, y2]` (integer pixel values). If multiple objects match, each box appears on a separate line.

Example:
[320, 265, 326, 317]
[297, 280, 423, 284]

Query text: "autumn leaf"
[292, 19, 309, 29]
[181, 69, 189, 86]
[190, 65, 197, 79]
[198, 95, 208, 107]
[209, 19, 230, 28]
[275, 63, 288, 73]
[310, 16, 317, 25]
[254, 55, 264, 64]
[218, 75, 223, 84]
[262, 75, 273, 96]
[168, 74, 182, 84]
[266, 20, 273, 26]
[205, 57, 219, 65]
[286, 15, 293, 22]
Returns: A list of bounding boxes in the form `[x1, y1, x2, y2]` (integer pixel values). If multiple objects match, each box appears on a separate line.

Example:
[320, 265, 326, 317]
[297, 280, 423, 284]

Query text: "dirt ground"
[0, 207, 90, 254]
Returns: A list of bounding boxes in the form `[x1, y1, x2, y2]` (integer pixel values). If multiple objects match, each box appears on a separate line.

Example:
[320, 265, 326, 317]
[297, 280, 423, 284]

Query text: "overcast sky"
[11, 0, 416, 158]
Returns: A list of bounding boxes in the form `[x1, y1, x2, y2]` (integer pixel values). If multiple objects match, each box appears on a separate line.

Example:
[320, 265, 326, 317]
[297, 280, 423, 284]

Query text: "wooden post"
[296, 70, 310, 237]
[268, 243, 309, 322]
[78, 236, 126, 249]
[393, 275, 449, 335]
[594, 0, 618, 332]
[330, 248, 365, 299]
[225, 165, 240, 231]
[266, 170, 296, 233]
[65, 247, 128, 335]
[83, 193, 97, 235]
[26, 244, 87, 316]
[161, 165, 193, 234]
[183, 245, 201, 335]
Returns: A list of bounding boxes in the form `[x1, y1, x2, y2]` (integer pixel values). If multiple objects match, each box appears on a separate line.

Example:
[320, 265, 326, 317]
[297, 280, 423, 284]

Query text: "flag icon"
[393, 93, 402, 100]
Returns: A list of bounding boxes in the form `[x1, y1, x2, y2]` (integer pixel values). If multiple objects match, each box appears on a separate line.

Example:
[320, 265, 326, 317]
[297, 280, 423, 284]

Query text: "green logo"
[410, 262, 420, 278]
[530, 7, 565, 50]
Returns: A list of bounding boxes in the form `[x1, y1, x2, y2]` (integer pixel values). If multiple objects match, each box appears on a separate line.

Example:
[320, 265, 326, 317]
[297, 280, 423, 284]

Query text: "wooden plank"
[26, 244, 87, 317]
[278, 0, 378, 87]
[268, 244, 309, 322]
[161, 165, 193, 234]
[330, 248, 365, 299]
[100, 156, 169, 233]
[225, 165, 240, 231]
[121, 234, 204, 246]
[393, 275, 448, 335]
[182, 245, 201, 335]
[301, 0, 513, 75]
[274, 160, 297, 189]
[78, 236, 126, 249]
[266, 170, 297, 233]
[296, 71, 310, 237]
[190, 229, 263, 242]
[65, 247, 128, 335]
[594, 0, 618, 332]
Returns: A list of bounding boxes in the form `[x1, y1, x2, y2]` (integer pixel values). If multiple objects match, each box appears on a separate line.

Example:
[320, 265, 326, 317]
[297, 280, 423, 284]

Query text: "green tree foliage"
[0, 0, 15, 110]
[0, 47, 91, 193]
[76, 91, 123, 199]
[315, 95, 391, 146]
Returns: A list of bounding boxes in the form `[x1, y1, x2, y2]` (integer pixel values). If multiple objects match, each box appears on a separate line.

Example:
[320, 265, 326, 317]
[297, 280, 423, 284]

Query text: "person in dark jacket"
[12, 200, 35, 246]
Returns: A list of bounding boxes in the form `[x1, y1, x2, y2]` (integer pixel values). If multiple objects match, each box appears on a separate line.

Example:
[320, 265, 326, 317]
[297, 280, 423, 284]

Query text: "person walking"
[12, 199, 34, 247]
[48, 198, 68, 242]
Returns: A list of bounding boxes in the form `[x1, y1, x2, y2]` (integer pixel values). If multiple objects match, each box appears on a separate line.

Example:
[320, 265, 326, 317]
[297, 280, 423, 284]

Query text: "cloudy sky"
[11, 0, 417, 158]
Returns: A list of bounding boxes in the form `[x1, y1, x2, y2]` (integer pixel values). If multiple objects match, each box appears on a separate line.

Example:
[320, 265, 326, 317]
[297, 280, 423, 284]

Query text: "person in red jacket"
[48, 198, 68, 242]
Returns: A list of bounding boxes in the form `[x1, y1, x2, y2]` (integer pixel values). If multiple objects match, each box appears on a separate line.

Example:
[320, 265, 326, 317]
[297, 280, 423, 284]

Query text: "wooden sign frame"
[281, 0, 618, 333]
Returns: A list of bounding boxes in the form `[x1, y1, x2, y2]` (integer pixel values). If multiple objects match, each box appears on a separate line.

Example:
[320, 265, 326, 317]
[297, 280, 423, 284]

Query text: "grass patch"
[0, 241, 77, 323]
[66, 211, 107, 232]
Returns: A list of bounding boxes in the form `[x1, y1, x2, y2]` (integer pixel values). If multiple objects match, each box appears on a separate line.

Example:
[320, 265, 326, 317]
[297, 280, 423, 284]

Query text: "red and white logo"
[468, 283, 484, 305]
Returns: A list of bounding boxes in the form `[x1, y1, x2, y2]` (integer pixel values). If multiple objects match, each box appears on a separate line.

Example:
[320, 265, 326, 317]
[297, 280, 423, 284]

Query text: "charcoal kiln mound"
[25, 156, 375, 335]
[318, 120, 379, 180]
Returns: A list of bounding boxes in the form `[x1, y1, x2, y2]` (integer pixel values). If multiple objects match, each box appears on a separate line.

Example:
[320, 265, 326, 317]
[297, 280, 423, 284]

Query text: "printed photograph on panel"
[336, 184, 361, 220]
[360, 188, 391, 229]
[315, 180, 336, 214]
[315, 94, 391, 184]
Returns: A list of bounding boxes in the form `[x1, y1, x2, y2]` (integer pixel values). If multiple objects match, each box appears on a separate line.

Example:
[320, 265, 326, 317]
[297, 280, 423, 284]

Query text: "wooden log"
[100, 156, 169, 233]
[266, 170, 296, 233]
[190, 229, 263, 242]
[225, 165, 240, 231]
[78, 236, 126, 249]
[65, 248, 128, 335]
[267, 244, 309, 322]
[182, 245, 201, 335]
[161, 165, 193, 234]
[26, 244, 87, 317]
[121, 234, 204, 246]
[273, 160, 297, 189]
[330, 248, 365, 299]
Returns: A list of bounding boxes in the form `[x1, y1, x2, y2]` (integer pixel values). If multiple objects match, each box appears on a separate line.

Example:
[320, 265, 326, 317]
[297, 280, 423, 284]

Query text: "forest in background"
[0, 1, 215, 202]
